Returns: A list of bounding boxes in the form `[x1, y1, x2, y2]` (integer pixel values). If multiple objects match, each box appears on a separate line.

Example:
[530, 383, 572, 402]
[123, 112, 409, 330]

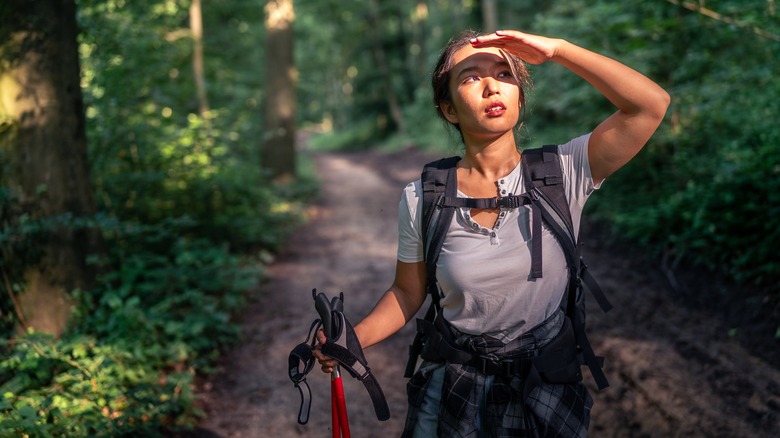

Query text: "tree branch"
[666, 0, 780, 41]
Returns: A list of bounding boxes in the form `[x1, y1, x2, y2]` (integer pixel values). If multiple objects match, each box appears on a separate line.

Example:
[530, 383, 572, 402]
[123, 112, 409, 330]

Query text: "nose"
[483, 77, 500, 96]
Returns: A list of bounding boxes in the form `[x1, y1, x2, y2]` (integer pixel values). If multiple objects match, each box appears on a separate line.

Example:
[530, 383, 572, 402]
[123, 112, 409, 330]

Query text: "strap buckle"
[496, 194, 525, 209]
[477, 355, 534, 377]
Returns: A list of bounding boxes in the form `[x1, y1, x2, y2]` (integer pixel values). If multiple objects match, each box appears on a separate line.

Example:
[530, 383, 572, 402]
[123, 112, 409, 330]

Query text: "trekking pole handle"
[314, 291, 342, 381]
[314, 292, 334, 339]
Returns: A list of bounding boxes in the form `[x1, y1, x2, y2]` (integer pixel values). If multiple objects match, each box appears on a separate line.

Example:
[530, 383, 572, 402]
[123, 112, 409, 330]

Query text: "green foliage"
[297, 0, 481, 146]
[77, 0, 305, 250]
[1, 332, 197, 437]
[1, 0, 313, 435]
[1, 215, 261, 436]
[79, 220, 257, 364]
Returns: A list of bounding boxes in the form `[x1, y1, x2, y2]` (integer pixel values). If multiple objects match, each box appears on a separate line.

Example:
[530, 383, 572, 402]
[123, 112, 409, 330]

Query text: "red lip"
[485, 101, 506, 116]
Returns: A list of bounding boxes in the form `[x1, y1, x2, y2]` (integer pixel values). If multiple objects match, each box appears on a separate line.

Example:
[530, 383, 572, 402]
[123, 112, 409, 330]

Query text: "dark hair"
[431, 30, 531, 137]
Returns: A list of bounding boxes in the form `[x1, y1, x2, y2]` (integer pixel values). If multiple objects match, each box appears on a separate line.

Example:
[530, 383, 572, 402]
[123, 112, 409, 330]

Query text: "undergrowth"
[0, 216, 262, 437]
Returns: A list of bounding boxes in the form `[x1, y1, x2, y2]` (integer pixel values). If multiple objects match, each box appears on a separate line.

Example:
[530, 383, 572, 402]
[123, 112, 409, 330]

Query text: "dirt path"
[192, 149, 780, 437]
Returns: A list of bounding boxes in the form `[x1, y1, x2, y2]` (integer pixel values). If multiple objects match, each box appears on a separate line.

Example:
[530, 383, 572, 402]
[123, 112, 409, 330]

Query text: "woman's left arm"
[472, 30, 671, 184]
[551, 40, 670, 184]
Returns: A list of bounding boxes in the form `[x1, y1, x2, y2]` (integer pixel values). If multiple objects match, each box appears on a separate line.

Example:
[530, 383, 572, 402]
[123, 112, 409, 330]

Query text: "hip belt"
[415, 310, 584, 400]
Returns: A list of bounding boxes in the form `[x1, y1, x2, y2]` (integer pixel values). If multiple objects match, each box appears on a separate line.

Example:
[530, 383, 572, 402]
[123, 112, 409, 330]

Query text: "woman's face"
[440, 45, 522, 144]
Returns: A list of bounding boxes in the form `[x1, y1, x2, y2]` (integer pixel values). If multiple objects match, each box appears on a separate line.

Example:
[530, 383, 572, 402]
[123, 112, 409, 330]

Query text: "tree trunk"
[0, 0, 99, 336]
[481, 0, 498, 33]
[262, 0, 296, 181]
[412, 0, 429, 85]
[367, 0, 406, 134]
[190, 0, 209, 115]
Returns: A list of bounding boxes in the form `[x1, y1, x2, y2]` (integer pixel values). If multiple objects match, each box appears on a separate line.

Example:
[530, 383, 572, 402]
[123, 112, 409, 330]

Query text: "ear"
[440, 101, 459, 124]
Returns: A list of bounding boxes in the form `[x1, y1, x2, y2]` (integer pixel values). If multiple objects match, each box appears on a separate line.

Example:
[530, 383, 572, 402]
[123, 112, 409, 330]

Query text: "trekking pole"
[315, 293, 351, 438]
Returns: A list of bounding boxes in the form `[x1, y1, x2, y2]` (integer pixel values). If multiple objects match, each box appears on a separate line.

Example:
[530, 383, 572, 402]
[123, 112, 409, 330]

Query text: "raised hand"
[469, 30, 562, 65]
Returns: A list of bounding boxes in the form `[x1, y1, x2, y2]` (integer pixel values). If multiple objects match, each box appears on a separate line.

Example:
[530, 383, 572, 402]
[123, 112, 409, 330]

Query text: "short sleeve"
[557, 132, 598, 237]
[397, 180, 424, 263]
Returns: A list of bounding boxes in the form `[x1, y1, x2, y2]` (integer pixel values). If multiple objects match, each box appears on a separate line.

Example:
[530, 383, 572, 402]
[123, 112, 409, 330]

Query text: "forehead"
[450, 45, 507, 75]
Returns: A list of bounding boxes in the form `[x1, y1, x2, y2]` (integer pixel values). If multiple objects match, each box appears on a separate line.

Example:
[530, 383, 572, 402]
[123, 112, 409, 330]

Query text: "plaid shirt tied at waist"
[402, 308, 593, 438]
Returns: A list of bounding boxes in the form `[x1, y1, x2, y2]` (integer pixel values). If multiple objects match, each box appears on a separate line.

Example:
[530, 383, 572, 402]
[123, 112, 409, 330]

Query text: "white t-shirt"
[397, 134, 598, 342]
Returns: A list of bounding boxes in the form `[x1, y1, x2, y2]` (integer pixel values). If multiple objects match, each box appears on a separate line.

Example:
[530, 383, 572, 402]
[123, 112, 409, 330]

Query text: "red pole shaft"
[333, 373, 350, 438]
[331, 376, 339, 438]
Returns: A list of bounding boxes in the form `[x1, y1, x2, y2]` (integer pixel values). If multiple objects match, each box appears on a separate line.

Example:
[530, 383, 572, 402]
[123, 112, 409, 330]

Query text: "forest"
[0, 0, 778, 435]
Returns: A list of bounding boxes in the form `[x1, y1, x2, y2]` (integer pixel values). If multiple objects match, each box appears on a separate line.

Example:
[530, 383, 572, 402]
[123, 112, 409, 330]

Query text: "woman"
[314, 29, 670, 437]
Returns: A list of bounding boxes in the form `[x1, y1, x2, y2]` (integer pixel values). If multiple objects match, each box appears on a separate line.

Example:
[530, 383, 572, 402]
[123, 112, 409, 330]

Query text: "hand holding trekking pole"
[288, 290, 389, 433]
[314, 330, 339, 373]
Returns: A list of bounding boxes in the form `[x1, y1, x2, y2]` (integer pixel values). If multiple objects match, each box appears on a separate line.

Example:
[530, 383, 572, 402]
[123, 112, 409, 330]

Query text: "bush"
[2, 1, 315, 434]
[0, 217, 262, 436]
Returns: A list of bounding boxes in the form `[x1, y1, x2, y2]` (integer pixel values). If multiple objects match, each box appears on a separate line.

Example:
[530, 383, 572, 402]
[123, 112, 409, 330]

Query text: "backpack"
[404, 144, 612, 391]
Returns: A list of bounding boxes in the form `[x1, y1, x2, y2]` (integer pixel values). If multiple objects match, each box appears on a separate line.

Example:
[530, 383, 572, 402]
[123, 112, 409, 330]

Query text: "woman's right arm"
[354, 260, 427, 348]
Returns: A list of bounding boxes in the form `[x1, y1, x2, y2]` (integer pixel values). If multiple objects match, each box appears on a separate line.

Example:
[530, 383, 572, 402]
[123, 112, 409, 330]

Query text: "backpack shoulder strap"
[421, 156, 460, 309]
[521, 145, 576, 280]
[404, 156, 459, 378]
[522, 145, 575, 244]
[523, 145, 612, 390]
[521, 144, 611, 311]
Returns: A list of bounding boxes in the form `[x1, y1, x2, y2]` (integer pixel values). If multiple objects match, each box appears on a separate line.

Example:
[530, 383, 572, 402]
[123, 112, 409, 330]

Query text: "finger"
[316, 328, 327, 344]
[312, 349, 338, 365]
[471, 30, 519, 45]
[495, 29, 525, 38]
[470, 39, 517, 51]
[470, 35, 504, 47]
[312, 350, 338, 373]
[319, 360, 337, 372]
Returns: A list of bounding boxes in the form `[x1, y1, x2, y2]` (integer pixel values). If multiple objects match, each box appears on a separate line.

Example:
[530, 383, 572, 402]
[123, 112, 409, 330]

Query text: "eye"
[462, 75, 480, 84]
[498, 70, 513, 79]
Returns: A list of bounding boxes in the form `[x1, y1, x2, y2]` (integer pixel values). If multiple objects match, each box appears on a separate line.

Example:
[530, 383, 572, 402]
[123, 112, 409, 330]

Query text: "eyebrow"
[455, 65, 481, 79]
[454, 59, 511, 80]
